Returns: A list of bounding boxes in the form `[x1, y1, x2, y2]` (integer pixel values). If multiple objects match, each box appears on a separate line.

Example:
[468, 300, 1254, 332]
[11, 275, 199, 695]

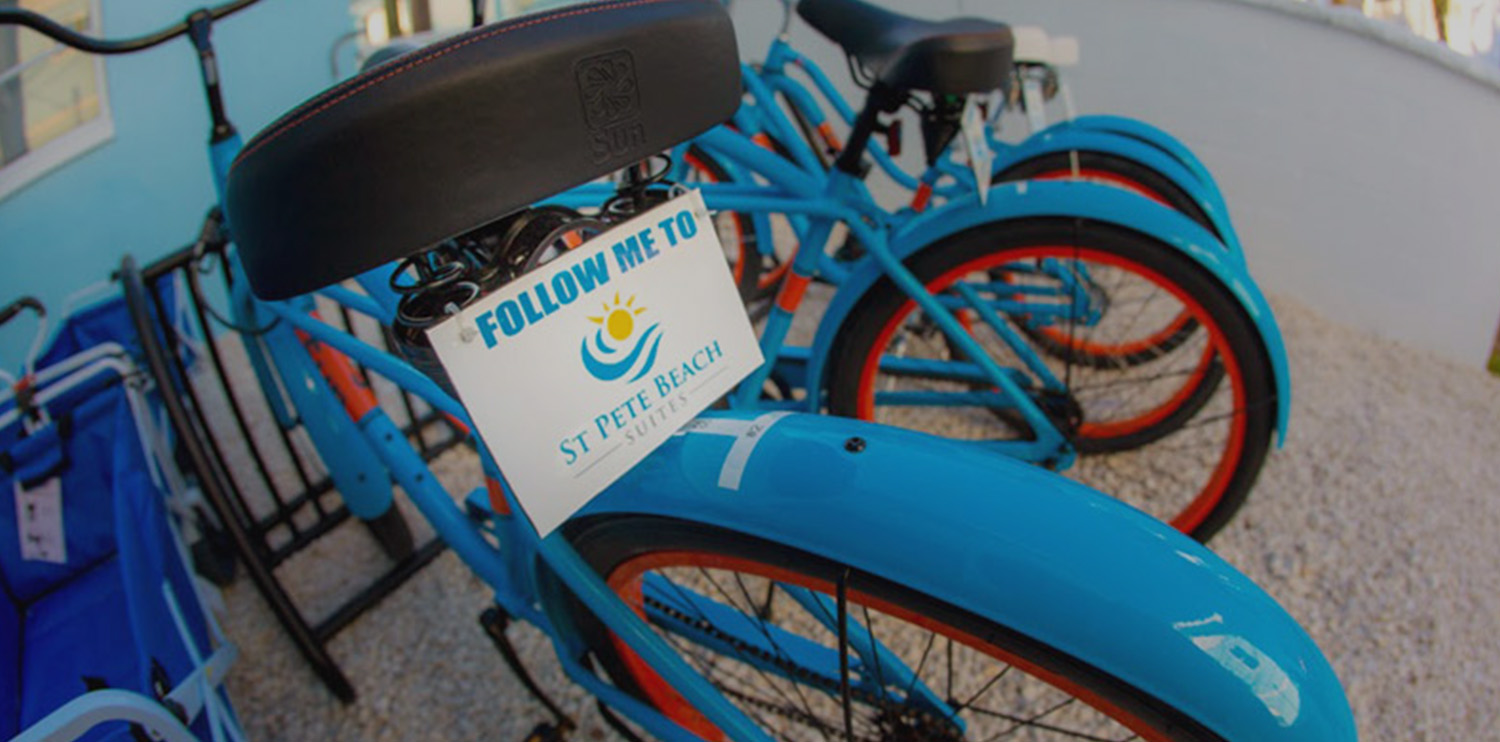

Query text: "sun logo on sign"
[581, 293, 663, 382]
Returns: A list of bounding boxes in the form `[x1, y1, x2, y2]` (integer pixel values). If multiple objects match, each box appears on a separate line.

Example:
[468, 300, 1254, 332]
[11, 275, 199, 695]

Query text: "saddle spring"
[388, 155, 680, 394]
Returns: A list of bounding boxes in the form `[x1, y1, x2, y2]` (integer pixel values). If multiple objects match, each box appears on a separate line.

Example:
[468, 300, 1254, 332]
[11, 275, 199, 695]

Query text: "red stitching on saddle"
[232, 0, 671, 169]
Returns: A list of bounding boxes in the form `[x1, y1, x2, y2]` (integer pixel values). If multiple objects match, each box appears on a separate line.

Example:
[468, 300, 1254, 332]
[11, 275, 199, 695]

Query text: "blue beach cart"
[1, 293, 244, 742]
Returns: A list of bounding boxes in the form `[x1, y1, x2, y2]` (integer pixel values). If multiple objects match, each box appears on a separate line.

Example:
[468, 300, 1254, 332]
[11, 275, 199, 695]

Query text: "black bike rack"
[121, 241, 466, 702]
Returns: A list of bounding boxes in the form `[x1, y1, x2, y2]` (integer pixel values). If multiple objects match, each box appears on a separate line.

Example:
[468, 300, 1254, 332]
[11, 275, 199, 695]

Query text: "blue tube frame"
[566, 189, 1288, 461]
[555, 83, 1292, 446]
[224, 119, 1298, 742]
[746, 38, 1248, 268]
[252, 296, 1347, 741]
[195, 29, 1322, 741]
[646, 43, 1292, 442]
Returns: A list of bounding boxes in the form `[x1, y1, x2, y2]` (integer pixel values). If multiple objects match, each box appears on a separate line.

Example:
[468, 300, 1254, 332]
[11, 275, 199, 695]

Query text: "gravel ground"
[215, 292, 1500, 741]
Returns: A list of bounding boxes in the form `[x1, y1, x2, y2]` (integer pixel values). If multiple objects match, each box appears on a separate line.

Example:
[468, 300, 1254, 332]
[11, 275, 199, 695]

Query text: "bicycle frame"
[737, 34, 1247, 264]
[552, 76, 1292, 449]
[244, 289, 1352, 741]
[560, 142, 1074, 463]
[13, 3, 1343, 737]
[218, 97, 1308, 741]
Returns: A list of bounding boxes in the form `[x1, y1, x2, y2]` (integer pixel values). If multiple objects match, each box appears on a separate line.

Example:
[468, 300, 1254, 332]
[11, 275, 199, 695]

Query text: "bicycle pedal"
[522, 722, 571, 742]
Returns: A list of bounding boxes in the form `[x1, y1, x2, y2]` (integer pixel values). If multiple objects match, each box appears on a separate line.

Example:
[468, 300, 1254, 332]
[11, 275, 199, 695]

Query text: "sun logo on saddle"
[575, 51, 640, 129]
[581, 293, 662, 383]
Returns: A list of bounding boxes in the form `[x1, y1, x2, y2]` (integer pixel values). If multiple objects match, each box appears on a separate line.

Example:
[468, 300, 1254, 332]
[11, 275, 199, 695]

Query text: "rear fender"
[1063, 115, 1223, 197]
[1000, 124, 1243, 262]
[569, 411, 1354, 741]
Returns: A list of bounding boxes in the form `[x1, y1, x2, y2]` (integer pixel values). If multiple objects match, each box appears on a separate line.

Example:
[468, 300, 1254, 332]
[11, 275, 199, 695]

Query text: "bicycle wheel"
[565, 515, 1223, 742]
[994, 151, 1217, 369]
[825, 220, 1274, 541]
[683, 144, 788, 303]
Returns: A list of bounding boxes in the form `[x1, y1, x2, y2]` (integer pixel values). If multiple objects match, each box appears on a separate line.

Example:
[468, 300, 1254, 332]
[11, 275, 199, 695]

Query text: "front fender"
[804, 181, 1290, 444]
[576, 411, 1354, 741]
[1000, 124, 1243, 262]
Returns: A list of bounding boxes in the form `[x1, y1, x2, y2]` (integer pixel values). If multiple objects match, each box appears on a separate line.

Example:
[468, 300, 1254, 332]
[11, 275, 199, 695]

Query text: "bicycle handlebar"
[0, 297, 44, 328]
[0, 0, 261, 55]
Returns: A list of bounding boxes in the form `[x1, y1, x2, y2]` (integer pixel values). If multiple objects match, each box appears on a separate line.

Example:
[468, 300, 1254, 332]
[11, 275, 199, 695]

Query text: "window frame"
[0, 0, 113, 203]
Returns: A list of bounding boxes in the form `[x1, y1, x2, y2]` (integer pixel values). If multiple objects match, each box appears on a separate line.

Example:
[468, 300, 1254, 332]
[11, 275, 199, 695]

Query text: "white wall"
[733, 0, 1500, 365]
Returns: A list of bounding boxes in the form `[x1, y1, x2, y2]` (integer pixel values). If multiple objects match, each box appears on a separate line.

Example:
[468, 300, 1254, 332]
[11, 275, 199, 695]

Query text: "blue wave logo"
[581, 293, 662, 382]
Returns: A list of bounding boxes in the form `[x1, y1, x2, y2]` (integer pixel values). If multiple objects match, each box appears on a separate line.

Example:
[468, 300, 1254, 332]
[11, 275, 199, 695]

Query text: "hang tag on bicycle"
[960, 96, 994, 204]
[15, 476, 66, 564]
[427, 190, 764, 536]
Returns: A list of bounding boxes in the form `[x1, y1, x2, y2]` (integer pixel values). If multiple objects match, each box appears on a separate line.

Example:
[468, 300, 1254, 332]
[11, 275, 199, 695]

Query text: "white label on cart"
[15, 476, 66, 564]
[428, 190, 763, 535]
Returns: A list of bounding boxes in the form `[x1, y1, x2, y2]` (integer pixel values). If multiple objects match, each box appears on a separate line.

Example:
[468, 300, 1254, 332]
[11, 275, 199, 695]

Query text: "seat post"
[832, 82, 904, 176]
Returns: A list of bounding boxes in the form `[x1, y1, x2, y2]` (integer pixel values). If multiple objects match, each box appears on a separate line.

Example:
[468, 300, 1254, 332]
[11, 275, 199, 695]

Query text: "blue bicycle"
[6, 1, 1354, 739]
[541, 5, 1287, 541]
[669, 0, 1248, 306]
[667, 2, 1257, 490]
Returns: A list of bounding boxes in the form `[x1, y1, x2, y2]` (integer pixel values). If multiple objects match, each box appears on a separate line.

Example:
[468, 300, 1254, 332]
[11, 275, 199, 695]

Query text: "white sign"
[428, 191, 764, 535]
[15, 476, 66, 564]
[960, 96, 994, 204]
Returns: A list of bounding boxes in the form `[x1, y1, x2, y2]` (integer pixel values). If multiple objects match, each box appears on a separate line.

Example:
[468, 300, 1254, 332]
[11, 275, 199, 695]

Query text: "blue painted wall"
[0, 0, 351, 363]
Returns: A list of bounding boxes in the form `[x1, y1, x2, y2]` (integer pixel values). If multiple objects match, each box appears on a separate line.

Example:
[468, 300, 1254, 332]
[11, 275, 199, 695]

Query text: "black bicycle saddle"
[227, 0, 741, 300]
[796, 0, 1012, 96]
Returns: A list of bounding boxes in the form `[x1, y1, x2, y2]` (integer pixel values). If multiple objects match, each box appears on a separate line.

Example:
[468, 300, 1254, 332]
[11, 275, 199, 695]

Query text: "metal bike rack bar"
[121, 243, 465, 702]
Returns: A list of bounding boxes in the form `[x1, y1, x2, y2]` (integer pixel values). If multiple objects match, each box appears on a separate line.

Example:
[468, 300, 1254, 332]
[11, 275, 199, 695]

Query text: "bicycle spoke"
[903, 631, 938, 702]
[728, 571, 835, 742]
[837, 569, 855, 742]
[630, 558, 1162, 741]
[1067, 364, 1204, 393]
[860, 604, 896, 719]
[1071, 355, 1213, 423]
[655, 569, 822, 726]
[952, 665, 1013, 713]
[946, 637, 955, 705]
[697, 569, 832, 728]
[972, 698, 1128, 742]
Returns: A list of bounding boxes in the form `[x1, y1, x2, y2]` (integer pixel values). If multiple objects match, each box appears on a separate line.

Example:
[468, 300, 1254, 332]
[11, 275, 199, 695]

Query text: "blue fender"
[574, 411, 1355, 740]
[802, 181, 1291, 444]
[998, 124, 1244, 266]
[1064, 114, 1225, 202]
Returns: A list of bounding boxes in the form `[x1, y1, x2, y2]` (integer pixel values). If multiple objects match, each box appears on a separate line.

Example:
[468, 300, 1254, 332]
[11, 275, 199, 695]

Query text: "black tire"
[995, 150, 1218, 239]
[826, 219, 1275, 542]
[362, 505, 415, 562]
[561, 515, 1224, 741]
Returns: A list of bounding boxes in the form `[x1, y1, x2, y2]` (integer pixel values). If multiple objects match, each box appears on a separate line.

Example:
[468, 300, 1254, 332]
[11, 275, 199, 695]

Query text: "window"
[0, 0, 111, 202]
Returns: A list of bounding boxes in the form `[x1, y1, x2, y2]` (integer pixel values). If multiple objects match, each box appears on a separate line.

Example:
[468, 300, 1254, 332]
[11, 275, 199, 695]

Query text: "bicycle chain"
[714, 684, 859, 740]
